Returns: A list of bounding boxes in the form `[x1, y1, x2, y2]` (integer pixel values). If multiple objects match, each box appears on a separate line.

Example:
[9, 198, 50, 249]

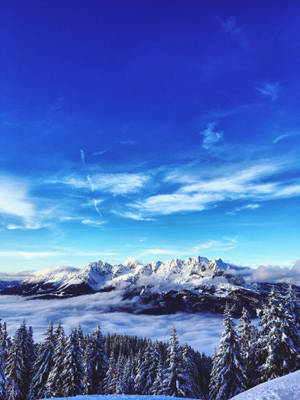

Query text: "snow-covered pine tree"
[77, 325, 86, 353]
[237, 307, 257, 389]
[115, 354, 126, 394]
[0, 321, 11, 362]
[60, 328, 85, 397]
[83, 325, 107, 394]
[5, 323, 28, 400]
[285, 283, 300, 368]
[260, 287, 299, 381]
[209, 305, 247, 400]
[134, 340, 156, 394]
[121, 355, 135, 394]
[46, 322, 66, 398]
[104, 352, 116, 394]
[0, 343, 7, 400]
[150, 356, 166, 395]
[162, 327, 190, 398]
[29, 321, 55, 399]
[182, 343, 203, 398]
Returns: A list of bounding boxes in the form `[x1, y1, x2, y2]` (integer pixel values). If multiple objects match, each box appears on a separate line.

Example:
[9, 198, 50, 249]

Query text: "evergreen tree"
[238, 308, 257, 388]
[260, 287, 299, 381]
[29, 321, 55, 399]
[60, 328, 85, 397]
[46, 322, 66, 398]
[150, 356, 166, 395]
[121, 356, 135, 394]
[209, 305, 246, 400]
[182, 343, 202, 398]
[115, 354, 126, 394]
[83, 325, 107, 394]
[285, 283, 300, 368]
[0, 344, 7, 400]
[104, 353, 116, 394]
[134, 340, 156, 394]
[5, 323, 28, 400]
[0, 321, 11, 362]
[162, 327, 190, 397]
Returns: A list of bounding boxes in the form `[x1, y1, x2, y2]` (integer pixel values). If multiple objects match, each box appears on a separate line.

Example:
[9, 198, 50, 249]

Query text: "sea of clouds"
[0, 294, 223, 355]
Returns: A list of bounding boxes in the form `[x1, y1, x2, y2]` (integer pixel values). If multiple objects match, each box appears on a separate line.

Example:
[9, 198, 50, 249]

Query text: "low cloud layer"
[251, 260, 300, 286]
[0, 295, 223, 354]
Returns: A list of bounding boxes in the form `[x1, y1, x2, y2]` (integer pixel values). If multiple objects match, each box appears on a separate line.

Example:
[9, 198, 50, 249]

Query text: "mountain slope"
[1, 256, 299, 317]
[231, 370, 300, 399]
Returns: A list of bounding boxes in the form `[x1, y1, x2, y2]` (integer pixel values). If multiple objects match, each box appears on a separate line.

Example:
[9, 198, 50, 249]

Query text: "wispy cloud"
[220, 16, 247, 46]
[256, 81, 280, 101]
[112, 210, 153, 221]
[273, 131, 300, 144]
[116, 140, 136, 145]
[193, 237, 238, 252]
[57, 172, 149, 195]
[81, 218, 106, 227]
[60, 215, 106, 227]
[92, 149, 109, 156]
[199, 122, 223, 150]
[126, 162, 300, 217]
[0, 176, 53, 230]
[0, 251, 67, 259]
[227, 203, 260, 215]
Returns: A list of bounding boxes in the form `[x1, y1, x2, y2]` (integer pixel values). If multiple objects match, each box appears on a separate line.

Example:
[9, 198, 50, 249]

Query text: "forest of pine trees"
[0, 284, 298, 400]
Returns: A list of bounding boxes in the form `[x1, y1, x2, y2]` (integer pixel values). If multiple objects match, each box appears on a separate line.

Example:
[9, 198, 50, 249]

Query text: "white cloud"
[251, 260, 300, 286]
[92, 149, 109, 156]
[0, 178, 35, 221]
[142, 248, 183, 256]
[199, 122, 223, 150]
[128, 163, 287, 216]
[112, 210, 153, 221]
[81, 199, 104, 208]
[273, 131, 300, 144]
[220, 16, 247, 46]
[0, 176, 53, 230]
[0, 295, 223, 354]
[227, 203, 260, 215]
[81, 218, 106, 227]
[256, 81, 280, 101]
[193, 237, 238, 252]
[58, 173, 149, 195]
[0, 251, 67, 259]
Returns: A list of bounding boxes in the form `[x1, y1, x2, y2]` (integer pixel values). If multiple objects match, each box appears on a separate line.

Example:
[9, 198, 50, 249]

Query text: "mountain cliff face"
[1, 256, 299, 317]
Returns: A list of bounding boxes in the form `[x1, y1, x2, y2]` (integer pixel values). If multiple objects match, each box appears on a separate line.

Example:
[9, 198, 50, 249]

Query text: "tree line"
[0, 284, 299, 400]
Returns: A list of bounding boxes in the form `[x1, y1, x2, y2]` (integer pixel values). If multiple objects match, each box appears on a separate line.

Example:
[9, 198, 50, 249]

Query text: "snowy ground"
[0, 294, 223, 354]
[231, 370, 300, 399]
[41, 371, 300, 400]
[42, 396, 202, 400]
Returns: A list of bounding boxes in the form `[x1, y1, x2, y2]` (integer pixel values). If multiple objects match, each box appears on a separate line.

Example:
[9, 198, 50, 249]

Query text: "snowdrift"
[231, 370, 300, 399]
[42, 395, 203, 400]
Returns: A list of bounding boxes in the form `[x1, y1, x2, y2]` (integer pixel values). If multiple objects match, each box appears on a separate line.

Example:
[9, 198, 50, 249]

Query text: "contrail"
[80, 149, 86, 165]
[80, 149, 102, 217]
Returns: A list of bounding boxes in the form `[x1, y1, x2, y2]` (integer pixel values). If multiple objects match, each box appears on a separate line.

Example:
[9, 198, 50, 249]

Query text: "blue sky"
[1, 0, 300, 272]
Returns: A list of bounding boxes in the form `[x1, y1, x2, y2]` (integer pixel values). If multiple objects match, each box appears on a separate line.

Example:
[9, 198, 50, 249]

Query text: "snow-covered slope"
[41, 395, 203, 400]
[1, 256, 299, 316]
[231, 370, 300, 399]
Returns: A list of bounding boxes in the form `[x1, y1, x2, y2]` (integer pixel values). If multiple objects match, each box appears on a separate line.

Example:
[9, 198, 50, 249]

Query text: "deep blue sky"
[1, 0, 300, 271]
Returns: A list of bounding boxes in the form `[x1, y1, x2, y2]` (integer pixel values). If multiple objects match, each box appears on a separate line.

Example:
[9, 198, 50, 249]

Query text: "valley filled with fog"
[0, 294, 223, 354]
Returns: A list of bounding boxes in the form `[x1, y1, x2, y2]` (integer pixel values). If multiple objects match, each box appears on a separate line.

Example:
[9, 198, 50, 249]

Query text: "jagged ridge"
[0, 256, 299, 317]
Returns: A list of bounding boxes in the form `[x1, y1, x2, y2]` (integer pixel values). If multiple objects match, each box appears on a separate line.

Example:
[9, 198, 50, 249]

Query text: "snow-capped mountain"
[1, 256, 299, 316]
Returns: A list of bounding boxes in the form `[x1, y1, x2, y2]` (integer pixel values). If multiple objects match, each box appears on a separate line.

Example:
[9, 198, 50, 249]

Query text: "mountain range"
[1, 256, 299, 317]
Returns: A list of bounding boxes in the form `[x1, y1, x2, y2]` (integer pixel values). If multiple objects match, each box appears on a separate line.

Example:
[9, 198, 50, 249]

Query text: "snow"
[231, 370, 300, 399]
[41, 395, 203, 400]
[21, 256, 246, 295]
